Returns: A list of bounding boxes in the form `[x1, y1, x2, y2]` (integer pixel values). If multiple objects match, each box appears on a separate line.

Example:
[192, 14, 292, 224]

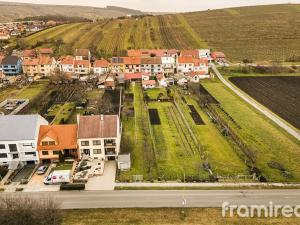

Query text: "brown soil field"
[229, 76, 300, 130]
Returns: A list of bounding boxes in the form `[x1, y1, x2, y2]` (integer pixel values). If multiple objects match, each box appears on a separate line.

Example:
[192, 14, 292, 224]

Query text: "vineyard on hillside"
[19, 4, 300, 62]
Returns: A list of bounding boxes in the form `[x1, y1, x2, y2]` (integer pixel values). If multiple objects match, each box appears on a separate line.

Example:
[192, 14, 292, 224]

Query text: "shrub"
[60, 183, 85, 191]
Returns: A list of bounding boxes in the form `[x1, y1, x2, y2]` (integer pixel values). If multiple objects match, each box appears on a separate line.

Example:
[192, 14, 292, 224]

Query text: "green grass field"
[62, 208, 300, 225]
[119, 84, 248, 182]
[200, 78, 300, 182]
[19, 4, 300, 62]
[47, 102, 75, 124]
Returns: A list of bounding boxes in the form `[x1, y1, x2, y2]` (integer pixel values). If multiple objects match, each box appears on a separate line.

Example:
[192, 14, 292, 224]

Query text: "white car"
[37, 166, 48, 175]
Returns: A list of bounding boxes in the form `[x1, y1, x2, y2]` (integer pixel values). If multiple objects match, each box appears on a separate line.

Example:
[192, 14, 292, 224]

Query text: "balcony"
[105, 148, 116, 156]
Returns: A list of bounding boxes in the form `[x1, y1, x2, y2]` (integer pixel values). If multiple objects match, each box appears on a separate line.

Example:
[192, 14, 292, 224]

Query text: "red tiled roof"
[211, 51, 226, 58]
[39, 48, 53, 54]
[181, 50, 199, 57]
[37, 124, 78, 150]
[128, 49, 178, 57]
[193, 58, 208, 66]
[22, 49, 37, 58]
[94, 58, 109, 67]
[75, 60, 90, 67]
[39, 56, 52, 65]
[78, 115, 119, 139]
[178, 57, 194, 64]
[22, 58, 39, 66]
[141, 57, 162, 64]
[142, 80, 156, 85]
[188, 71, 207, 77]
[125, 73, 142, 80]
[74, 49, 90, 56]
[123, 57, 141, 65]
[61, 56, 75, 65]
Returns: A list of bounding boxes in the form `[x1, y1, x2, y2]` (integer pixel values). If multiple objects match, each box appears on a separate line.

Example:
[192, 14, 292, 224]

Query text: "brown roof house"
[77, 115, 121, 161]
[37, 125, 78, 163]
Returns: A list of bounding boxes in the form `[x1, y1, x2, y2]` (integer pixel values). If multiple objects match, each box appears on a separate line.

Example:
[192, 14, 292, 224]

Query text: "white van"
[44, 170, 71, 185]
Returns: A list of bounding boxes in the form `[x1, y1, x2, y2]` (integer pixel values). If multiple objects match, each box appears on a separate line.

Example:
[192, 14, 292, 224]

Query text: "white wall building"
[0, 115, 48, 166]
[77, 115, 121, 161]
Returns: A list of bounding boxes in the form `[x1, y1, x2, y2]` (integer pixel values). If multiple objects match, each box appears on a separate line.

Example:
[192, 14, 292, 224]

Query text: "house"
[187, 71, 210, 83]
[118, 153, 131, 171]
[142, 80, 156, 89]
[199, 49, 211, 60]
[157, 74, 168, 87]
[110, 57, 125, 73]
[93, 58, 109, 75]
[1, 56, 22, 76]
[46, 20, 57, 27]
[23, 56, 56, 77]
[0, 115, 48, 166]
[181, 50, 199, 58]
[74, 49, 91, 62]
[177, 57, 194, 73]
[22, 49, 37, 60]
[39, 56, 56, 77]
[22, 58, 39, 77]
[37, 124, 78, 164]
[161, 56, 176, 75]
[38, 48, 53, 56]
[124, 72, 142, 81]
[141, 57, 163, 74]
[193, 58, 209, 74]
[74, 60, 91, 76]
[123, 57, 141, 73]
[59, 56, 75, 73]
[77, 115, 121, 161]
[0, 31, 10, 40]
[104, 74, 116, 90]
[211, 51, 226, 62]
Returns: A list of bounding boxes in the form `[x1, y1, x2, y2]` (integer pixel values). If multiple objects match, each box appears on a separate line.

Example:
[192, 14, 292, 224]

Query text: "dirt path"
[211, 64, 300, 141]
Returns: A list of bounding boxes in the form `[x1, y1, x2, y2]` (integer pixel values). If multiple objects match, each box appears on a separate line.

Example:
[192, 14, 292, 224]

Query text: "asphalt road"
[2, 190, 300, 209]
[211, 64, 300, 141]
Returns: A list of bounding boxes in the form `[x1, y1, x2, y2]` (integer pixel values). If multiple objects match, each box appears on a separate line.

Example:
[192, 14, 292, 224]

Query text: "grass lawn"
[16, 81, 49, 100]
[47, 102, 75, 124]
[201, 78, 300, 182]
[145, 88, 168, 100]
[174, 88, 247, 178]
[62, 208, 300, 225]
[54, 163, 73, 171]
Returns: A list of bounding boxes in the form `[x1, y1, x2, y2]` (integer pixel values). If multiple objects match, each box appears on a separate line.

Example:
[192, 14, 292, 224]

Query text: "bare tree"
[0, 195, 61, 225]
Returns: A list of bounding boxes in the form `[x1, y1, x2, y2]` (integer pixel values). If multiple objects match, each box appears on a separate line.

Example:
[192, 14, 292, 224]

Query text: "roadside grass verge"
[62, 208, 300, 225]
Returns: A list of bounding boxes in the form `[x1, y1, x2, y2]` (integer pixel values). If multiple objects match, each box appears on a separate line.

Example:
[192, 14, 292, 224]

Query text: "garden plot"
[148, 109, 161, 125]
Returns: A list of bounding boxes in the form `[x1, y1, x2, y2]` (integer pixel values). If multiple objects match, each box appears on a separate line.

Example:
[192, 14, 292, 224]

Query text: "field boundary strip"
[211, 64, 300, 141]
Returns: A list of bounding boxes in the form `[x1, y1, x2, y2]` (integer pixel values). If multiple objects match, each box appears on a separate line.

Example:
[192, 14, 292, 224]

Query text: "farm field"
[201, 78, 300, 182]
[119, 84, 247, 182]
[229, 76, 300, 130]
[18, 4, 300, 62]
[62, 208, 300, 225]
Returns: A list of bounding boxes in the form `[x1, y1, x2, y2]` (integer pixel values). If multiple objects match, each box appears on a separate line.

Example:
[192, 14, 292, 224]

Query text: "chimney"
[100, 114, 104, 121]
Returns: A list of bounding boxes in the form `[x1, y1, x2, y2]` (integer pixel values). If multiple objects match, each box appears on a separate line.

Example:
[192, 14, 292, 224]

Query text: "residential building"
[93, 58, 109, 75]
[59, 56, 75, 73]
[22, 58, 39, 77]
[177, 57, 194, 73]
[39, 56, 56, 77]
[193, 58, 209, 74]
[38, 48, 53, 56]
[110, 57, 126, 73]
[211, 51, 226, 62]
[37, 124, 78, 164]
[77, 115, 121, 161]
[104, 74, 116, 90]
[142, 80, 156, 89]
[22, 56, 56, 77]
[181, 50, 199, 58]
[74, 49, 91, 62]
[161, 56, 176, 75]
[0, 56, 22, 76]
[0, 115, 48, 166]
[0, 31, 10, 40]
[124, 57, 141, 73]
[124, 73, 142, 81]
[22, 49, 37, 60]
[74, 60, 91, 76]
[141, 57, 163, 74]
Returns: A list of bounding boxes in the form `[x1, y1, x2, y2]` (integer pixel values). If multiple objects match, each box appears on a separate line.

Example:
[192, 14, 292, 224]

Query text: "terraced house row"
[0, 48, 226, 80]
[0, 114, 121, 167]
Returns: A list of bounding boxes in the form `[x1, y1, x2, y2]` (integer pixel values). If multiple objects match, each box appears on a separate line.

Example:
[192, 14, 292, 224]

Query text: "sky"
[1, 0, 300, 12]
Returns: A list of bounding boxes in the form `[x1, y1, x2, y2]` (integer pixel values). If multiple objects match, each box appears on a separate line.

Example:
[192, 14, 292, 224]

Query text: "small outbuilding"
[118, 154, 131, 171]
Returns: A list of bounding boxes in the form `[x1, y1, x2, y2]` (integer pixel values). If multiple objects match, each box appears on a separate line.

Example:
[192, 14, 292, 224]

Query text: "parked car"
[37, 166, 48, 175]
[44, 170, 71, 185]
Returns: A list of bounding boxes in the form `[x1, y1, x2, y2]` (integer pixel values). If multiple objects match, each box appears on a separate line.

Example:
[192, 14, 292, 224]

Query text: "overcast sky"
[1, 0, 300, 12]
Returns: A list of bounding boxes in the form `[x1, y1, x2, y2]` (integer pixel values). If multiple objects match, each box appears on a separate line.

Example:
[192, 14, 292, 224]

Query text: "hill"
[17, 4, 300, 62]
[0, 1, 144, 22]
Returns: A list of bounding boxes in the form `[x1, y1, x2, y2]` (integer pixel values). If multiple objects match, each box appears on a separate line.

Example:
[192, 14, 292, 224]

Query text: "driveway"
[23, 167, 59, 192]
[85, 161, 116, 191]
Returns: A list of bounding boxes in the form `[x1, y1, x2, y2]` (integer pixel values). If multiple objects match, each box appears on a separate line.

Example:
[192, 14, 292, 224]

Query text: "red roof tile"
[125, 73, 142, 80]
[75, 60, 90, 67]
[178, 57, 194, 64]
[181, 50, 199, 58]
[61, 56, 75, 65]
[94, 58, 109, 67]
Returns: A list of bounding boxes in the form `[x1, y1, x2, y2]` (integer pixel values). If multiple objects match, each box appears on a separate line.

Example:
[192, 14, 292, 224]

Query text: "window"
[81, 141, 89, 146]
[49, 141, 55, 146]
[42, 151, 49, 155]
[93, 140, 101, 146]
[93, 149, 101, 154]
[25, 152, 36, 156]
[23, 143, 34, 147]
[0, 153, 7, 158]
[9, 144, 17, 152]
[0, 144, 5, 149]
[42, 141, 48, 146]
[53, 151, 60, 155]
[12, 154, 19, 159]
